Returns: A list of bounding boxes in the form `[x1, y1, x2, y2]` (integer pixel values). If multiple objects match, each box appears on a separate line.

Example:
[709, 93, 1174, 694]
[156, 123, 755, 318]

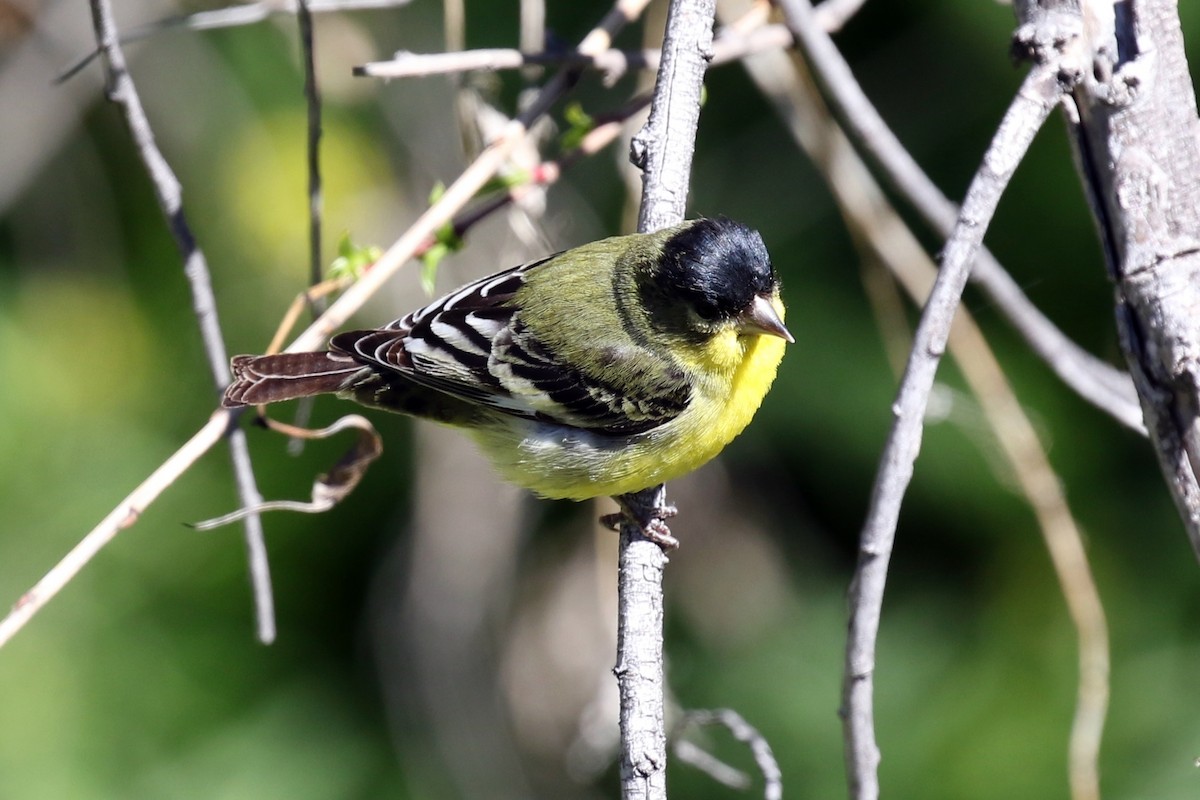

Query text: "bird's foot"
[602, 494, 679, 550]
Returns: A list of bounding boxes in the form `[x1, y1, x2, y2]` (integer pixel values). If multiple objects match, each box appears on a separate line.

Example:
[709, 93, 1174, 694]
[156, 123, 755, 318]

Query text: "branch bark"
[841, 65, 1064, 800]
[88, 0, 276, 643]
[618, 1, 716, 797]
[777, 0, 1144, 435]
[1014, 0, 1200, 559]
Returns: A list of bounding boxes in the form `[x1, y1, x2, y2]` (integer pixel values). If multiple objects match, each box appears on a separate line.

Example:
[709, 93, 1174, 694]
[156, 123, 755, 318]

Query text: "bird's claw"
[642, 516, 679, 550]
[601, 501, 680, 550]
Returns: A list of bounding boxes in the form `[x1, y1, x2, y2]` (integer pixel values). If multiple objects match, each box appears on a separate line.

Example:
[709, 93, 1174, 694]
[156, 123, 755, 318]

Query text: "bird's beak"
[737, 294, 794, 343]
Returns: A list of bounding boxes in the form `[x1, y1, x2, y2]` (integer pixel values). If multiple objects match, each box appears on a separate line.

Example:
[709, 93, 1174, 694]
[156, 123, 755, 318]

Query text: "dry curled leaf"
[192, 414, 382, 530]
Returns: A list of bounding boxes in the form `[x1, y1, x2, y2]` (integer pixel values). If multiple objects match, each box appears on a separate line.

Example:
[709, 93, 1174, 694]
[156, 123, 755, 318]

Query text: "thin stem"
[777, 0, 1144, 435]
[58, 0, 412, 83]
[618, 1, 716, 798]
[677, 709, 783, 800]
[0, 414, 232, 648]
[840, 65, 1063, 800]
[356, 22, 793, 81]
[87, 0, 275, 642]
[298, 0, 323, 292]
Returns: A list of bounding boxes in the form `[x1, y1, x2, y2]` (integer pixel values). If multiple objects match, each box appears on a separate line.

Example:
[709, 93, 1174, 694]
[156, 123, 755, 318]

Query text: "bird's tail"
[222, 353, 362, 408]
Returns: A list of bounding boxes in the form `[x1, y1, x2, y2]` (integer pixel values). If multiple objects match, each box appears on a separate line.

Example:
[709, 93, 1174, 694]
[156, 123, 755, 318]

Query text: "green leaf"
[427, 180, 447, 206]
[418, 223, 465, 295]
[479, 169, 531, 195]
[328, 233, 381, 280]
[560, 102, 595, 152]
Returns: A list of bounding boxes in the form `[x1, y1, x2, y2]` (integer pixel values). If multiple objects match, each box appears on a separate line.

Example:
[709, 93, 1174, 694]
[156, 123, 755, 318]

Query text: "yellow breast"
[471, 305, 788, 500]
[672, 326, 787, 468]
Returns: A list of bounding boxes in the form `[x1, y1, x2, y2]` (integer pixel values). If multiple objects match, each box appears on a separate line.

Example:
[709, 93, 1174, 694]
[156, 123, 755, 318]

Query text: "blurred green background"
[3, 1, 1200, 798]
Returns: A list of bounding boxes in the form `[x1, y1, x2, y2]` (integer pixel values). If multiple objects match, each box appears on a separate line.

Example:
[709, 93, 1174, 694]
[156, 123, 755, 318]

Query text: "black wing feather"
[329, 253, 690, 435]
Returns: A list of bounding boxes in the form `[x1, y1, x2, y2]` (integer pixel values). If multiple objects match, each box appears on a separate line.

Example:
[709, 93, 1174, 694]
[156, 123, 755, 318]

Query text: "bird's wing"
[329, 257, 690, 436]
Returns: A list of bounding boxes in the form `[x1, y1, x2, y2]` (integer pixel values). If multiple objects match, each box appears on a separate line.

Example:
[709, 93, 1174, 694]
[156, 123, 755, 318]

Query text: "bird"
[223, 217, 791, 538]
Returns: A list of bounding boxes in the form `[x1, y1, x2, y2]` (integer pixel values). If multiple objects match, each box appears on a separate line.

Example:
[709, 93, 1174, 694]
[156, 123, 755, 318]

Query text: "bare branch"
[58, 0, 412, 83]
[677, 708, 783, 800]
[356, 22, 792, 82]
[0, 414, 232, 649]
[1014, 0, 1200, 559]
[672, 741, 752, 791]
[614, 485, 671, 800]
[633, 0, 716, 231]
[616, 0, 716, 797]
[839, 64, 1064, 800]
[87, 0, 276, 643]
[728, 16, 1110, 797]
[297, 0, 323, 293]
[777, 0, 1145, 435]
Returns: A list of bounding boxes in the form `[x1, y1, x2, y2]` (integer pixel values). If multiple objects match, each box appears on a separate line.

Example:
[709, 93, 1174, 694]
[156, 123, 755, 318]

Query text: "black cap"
[658, 218, 777, 323]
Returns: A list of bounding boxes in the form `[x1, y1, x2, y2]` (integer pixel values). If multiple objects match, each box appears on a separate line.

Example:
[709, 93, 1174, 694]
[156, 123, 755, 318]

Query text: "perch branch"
[617, 0, 716, 798]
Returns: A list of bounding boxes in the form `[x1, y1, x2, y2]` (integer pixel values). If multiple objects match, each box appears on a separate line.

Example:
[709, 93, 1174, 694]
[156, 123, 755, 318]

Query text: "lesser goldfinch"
[223, 217, 791, 502]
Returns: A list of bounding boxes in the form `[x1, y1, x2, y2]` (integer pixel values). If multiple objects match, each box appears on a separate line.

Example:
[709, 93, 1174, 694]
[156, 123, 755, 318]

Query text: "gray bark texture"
[619, 1, 716, 799]
[1016, 0, 1200, 558]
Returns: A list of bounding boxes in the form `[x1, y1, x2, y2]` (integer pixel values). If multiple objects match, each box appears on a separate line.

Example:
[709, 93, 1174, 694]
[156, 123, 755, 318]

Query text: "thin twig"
[673, 741, 752, 791]
[839, 65, 1063, 800]
[677, 708, 783, 800]
[947, 305, 1110, 800]
[356, 22, 793, 82]
[730, 22, 1110, 796]
[446, 97, 648, 238]
[58, 0, 412, 83]
[617, 1, 716, 798]
[776, 0, 1145, 436]
[87, 0, 276, 643]
[297, 0, 323, 293]
[286, 0, 326, 445]
[0, 414, 232, 648]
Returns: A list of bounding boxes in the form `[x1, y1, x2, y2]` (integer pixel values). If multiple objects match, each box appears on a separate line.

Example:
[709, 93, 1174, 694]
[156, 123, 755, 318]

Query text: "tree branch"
[777, 0, 1145, 436]
[619, 1, 716, 796]
[1013, 0, 1200, 559]
[87, 0, 277, 643]
[356, 22, 792, 82]
[841, 64, 1064, 800]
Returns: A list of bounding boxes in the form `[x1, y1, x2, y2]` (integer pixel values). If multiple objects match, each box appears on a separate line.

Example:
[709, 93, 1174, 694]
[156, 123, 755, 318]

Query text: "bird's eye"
[691, 299, 721, 321]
